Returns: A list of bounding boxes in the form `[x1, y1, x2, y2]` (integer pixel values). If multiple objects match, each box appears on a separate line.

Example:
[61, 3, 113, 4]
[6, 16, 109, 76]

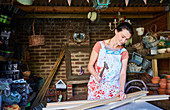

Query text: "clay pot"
[159, 83, 167, 88]
[158, 88, 166, 95]
[166, 89, 170, 95]
[167, 83, 170, 89]
[167, 79, 170, 83]
[159, 78, 167, 88]
[148, 91, 154, 95]
[166, 75, 170, 79]
[22, 71, 31, 77]
[160, 78, 167, 83]
[151, 76, 160, 84]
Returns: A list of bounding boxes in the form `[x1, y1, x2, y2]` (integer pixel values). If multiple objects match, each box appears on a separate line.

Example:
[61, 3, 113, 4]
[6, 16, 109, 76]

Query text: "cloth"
[93, 41, 129, 61]
[87, 41, 127, 100]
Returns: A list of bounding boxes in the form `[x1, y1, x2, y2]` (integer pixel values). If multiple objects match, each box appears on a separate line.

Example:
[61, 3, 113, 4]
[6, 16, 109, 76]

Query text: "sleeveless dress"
[87, 41, 127, 100]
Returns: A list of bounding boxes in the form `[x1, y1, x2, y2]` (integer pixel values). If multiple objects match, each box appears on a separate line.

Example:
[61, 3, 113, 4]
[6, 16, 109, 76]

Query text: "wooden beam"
[97, 94, 146, 110]
[16, 6, 166, 13]
[65, 91, 148, 110]
[145, 53, 170, 59]
[44, 94, 169, 110]
[152, 59, 158, 77]
[135, 95, 169, 102]
[30, 46, 66, 109]
[17, 13, 155, 19]
[46, 95, 169, 108]
[67, 80, 89, 85]
[167, 11, 170, 30]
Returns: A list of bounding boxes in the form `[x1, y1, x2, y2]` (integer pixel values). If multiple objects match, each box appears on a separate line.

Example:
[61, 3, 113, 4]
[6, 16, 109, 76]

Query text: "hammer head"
[104, 61, 109, 69]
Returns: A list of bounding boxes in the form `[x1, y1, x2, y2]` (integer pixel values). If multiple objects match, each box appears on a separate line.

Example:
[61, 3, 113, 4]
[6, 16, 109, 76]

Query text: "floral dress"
[87, 41, 127, 100]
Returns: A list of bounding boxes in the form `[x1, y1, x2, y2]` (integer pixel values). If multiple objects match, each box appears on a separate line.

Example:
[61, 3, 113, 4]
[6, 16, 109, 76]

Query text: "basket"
[28, 19, 45, 47]
[142, 32, 159, 49]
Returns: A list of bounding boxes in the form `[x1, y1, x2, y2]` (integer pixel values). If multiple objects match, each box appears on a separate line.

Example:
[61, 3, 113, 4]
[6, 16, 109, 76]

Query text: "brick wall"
[14, 18, 113, 100]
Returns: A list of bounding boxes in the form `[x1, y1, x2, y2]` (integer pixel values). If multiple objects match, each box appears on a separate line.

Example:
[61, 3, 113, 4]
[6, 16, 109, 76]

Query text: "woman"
[87, 22, 134, 100]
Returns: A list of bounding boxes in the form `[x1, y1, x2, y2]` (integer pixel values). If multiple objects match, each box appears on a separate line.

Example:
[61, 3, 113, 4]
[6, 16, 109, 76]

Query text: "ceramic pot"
[151, 76, 160, 84]
[167, 83, 170, 89]
[159, 79, 167, 88]
[160, 78, 167, 82]
[22, 71, 31, 77]
[166, 89, 170, 95]
[158, 88, 166, 95]
[159, 83, 166, 88]
[167, 79, 170, 83]
[148, 91, 154, 95]
[136, 27, 144, 36]
[166, 75, 170, 79]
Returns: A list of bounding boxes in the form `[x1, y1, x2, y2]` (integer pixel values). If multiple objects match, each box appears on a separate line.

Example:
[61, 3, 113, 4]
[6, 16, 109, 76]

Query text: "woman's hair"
[115, 22, 134, 36]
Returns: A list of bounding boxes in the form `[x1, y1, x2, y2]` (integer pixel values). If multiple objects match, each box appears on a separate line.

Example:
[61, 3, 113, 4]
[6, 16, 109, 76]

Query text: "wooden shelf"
[0, 55, 20, 62]
[156, 31, 170, 36]
[145, 53, 170, 59]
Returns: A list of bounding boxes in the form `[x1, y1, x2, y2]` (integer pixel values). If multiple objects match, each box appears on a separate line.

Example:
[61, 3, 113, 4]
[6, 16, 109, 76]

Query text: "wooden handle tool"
[100, 61, 109, 77]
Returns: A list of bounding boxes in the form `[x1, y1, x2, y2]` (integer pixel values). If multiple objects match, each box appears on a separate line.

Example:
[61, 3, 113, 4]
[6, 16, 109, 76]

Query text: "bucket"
[17, 0, 33, 5]
[142, 59, 151, 70]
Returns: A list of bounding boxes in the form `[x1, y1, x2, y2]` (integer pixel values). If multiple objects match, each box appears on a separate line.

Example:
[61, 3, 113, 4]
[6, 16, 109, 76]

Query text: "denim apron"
[88, 41, 126, 100]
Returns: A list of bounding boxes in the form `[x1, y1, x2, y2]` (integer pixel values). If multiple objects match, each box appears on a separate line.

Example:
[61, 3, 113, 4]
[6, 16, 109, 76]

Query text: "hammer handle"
[100, 67, 106, 77]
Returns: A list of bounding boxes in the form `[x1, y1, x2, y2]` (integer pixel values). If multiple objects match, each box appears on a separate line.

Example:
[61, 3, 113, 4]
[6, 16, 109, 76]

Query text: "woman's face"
[115, 29, 131, 45]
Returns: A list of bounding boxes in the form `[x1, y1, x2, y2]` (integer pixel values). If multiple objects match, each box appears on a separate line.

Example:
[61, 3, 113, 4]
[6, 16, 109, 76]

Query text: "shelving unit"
[0, 55, 20, 62]
[144, 31, 170, 77]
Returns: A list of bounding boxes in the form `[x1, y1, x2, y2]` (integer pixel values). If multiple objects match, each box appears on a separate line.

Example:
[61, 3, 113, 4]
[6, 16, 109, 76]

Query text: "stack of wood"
[43, 91, 169, 110]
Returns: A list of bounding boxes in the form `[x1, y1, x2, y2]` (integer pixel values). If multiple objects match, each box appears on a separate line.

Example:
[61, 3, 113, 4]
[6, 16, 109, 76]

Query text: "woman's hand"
[120, 91, 126, 100]
[94, 74, 102, 83]
[115, 91, 127, 100]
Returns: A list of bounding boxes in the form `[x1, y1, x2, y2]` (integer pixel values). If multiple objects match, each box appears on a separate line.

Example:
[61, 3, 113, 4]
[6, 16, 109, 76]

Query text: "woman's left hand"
[120, 92, 126, 100]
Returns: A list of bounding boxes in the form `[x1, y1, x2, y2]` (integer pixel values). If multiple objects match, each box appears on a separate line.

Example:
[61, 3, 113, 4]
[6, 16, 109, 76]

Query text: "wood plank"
[97, 93, 146, 110]
[145, 53, 170, 59]
[167, 11, 170, 30]
[0, 55, 21, 62]
[47, 100, 96, 107]
[136, 97, 169, 102]
[30, 46, 66, 109]
[65, 91, 148, 110]
[17, 13, 155, 19]
[152, 59, 158, 77]
[16, 6, 166, 13]
[46, 95, 169, 108]
[67, 80, 89, 85]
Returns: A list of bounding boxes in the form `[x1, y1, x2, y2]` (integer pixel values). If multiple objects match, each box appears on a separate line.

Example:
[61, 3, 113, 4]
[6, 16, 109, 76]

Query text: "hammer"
[100, 61, 109, 78]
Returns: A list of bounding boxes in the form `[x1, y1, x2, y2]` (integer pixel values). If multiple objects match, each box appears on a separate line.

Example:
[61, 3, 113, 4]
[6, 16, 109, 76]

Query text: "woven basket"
[28, 19, 45, 47]
[142, 32, 159, 49]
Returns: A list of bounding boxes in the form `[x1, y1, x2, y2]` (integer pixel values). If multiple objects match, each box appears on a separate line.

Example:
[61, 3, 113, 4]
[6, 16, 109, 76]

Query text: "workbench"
[43, 101, 163, 110]
[88, 101, 163, 110]
[43, 91, 169, 110]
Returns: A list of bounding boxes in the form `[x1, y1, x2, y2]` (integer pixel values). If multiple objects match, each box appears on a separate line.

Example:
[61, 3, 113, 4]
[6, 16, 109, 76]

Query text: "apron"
[87, 41, 126, 100]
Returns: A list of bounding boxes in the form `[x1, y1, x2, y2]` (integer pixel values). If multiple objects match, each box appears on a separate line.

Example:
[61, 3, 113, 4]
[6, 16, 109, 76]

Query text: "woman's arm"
[88, 50, 101, 82]
[119, 58, 129, 100]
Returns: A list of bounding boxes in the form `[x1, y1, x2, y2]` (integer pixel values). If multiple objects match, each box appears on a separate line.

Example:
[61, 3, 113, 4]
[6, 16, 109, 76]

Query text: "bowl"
[167, 48, 170, 52]
[22, 71, 31, 77]
[157, 48, 167, 54]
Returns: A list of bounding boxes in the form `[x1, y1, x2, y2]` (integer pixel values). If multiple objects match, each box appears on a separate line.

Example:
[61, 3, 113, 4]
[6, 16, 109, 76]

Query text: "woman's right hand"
[94, 74, 102, 83]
